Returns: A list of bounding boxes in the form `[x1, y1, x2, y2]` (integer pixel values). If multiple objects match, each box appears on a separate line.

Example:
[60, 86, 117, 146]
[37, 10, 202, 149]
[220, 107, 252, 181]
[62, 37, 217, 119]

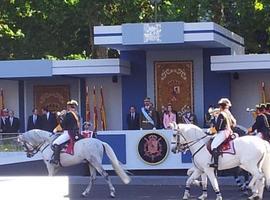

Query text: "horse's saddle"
[52, 134, 87, 155]
[206, 133, 237, 155]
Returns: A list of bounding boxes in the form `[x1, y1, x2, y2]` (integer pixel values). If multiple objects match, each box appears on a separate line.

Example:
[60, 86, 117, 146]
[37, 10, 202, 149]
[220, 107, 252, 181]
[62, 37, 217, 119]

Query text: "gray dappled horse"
[18, 129, 130, 198]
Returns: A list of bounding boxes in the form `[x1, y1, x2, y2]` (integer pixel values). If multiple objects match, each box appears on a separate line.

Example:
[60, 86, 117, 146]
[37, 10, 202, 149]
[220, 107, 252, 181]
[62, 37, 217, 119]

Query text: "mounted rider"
[248, 103, 270, 142]
[209, 98, 236, 169]
[50, 99, 80, 165]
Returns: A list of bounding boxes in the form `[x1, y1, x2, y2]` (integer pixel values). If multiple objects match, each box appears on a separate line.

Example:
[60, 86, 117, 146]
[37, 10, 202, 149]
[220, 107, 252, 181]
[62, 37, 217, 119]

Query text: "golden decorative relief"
[155, 61, 193, 113]
[34, 85, 70, 113]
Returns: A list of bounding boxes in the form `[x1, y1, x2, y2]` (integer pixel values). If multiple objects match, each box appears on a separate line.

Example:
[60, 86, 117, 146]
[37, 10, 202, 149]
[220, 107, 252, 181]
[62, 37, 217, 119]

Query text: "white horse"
[170, 123, 270, 200]
[18, 129, 131, 198]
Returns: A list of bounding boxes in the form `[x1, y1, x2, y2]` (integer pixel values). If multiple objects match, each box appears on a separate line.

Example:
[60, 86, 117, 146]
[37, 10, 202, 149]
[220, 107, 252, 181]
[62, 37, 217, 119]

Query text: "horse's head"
[18, 130, 51, 158]
[170, 123, 206, 154]
[170, 123, 189, 154]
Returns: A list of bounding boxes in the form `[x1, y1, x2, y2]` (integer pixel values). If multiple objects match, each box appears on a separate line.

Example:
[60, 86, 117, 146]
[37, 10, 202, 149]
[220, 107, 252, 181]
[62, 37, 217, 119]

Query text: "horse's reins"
[175, 130, 207, 151]
[22, 140, 45, 156]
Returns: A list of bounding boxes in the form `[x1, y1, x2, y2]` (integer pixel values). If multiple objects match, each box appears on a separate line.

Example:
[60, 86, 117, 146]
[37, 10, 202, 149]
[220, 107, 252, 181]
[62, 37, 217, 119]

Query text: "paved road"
[68, 184, 270, 200]
[67, 176, 270, 200]
[0, 176, 269, 200]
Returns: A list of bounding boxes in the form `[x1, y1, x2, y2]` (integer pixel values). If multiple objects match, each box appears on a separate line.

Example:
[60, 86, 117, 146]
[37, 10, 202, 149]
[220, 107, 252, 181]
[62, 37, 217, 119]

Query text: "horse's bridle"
[22, 140, 47, 158]
[172, 129, 207, 153]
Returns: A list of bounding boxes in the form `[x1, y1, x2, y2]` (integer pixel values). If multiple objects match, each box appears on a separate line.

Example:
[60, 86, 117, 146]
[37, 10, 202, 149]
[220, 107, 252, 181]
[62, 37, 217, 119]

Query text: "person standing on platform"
[41, 107, 57, 133]
[0, 108, 10, 134]
[182, 106, 197, 125]
[6, 110, 20, 134]
[126, 105, 140, 130]
[163, 103, 177, 129]
[139, 97, 158, 130]
[27, 108, 42, 131]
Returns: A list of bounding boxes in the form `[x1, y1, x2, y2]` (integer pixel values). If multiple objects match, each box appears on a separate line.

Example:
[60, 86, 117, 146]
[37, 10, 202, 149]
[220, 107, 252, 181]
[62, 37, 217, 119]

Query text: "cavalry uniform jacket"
[61, 111, 80, 140]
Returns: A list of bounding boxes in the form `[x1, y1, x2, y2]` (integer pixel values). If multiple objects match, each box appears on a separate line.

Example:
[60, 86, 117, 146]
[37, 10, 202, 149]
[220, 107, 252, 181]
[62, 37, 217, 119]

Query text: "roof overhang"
[0, 59, 130, 78]
[94, 22, 245, 55]
[211, 54, 270, 72]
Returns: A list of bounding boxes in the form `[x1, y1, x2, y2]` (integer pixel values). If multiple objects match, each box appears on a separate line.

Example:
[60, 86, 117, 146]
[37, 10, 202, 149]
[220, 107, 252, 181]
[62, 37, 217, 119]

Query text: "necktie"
[10, 118, 13, 126]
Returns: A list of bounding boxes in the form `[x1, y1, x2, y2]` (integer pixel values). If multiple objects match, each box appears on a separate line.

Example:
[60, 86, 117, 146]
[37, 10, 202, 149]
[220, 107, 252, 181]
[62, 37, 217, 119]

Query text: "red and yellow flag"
[0, 88, 4, 113]
[93, 86, 98, 131]
[85, 86, 91, 122]
[261, 81, 266, 103]
[100, 86, 107, 131]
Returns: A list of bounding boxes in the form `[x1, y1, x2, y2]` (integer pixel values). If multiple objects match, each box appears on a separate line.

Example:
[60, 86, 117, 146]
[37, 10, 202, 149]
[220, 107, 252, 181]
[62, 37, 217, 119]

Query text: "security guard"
[248, 104, 270, 142]
[210, 98, 234, 169]
[50, 100, 80, 165]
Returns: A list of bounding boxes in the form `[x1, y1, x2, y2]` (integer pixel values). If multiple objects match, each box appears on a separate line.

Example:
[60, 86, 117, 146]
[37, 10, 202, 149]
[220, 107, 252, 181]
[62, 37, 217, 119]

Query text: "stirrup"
[209, 163, 218, 168]
[50, 159, 59, 165]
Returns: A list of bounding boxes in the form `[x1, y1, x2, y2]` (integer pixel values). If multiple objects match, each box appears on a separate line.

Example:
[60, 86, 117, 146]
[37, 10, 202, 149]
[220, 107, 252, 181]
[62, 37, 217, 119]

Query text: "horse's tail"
[262, 141, 270, 188]
[102, 142, 131, 184]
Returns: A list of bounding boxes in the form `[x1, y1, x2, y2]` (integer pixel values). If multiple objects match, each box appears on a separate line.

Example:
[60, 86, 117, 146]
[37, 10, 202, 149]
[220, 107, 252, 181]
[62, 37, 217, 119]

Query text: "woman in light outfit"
[209, 98, 236, 169]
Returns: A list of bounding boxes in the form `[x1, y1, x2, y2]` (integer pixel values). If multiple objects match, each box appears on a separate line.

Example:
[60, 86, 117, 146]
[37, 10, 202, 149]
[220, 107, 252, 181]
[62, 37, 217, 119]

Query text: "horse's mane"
[22, 129, 53, 145]
[176, 123, 207, 140]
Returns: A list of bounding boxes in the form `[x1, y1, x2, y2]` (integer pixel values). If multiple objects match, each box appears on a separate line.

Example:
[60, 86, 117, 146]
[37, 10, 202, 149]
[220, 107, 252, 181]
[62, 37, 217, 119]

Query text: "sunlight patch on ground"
[0, 176, 69, 200]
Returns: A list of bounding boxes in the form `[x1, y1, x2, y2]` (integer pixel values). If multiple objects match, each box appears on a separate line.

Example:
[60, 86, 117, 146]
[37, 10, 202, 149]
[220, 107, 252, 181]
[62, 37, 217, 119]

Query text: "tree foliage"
[0, 0, 270, 60]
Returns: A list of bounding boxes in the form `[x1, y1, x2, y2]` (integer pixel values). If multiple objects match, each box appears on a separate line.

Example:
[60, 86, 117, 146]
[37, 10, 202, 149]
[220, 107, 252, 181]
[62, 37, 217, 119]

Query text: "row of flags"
[85, 86, 107, 131]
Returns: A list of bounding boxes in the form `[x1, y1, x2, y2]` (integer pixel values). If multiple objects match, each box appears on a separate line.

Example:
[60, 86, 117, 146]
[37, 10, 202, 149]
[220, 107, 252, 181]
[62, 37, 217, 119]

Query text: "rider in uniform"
[248, 104, 270, 142]
[50, 100, 80, 165]
[210, 98, 235, 169]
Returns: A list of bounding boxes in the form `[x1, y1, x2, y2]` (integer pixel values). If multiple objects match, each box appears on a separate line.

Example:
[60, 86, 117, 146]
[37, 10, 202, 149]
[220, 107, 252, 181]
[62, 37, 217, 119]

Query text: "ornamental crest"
[138, 133, 168, 165]
[144, 23, 161, 43]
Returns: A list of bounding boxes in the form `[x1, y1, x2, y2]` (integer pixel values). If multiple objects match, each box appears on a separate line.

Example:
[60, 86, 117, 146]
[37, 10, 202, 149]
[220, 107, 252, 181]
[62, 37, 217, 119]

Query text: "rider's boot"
[209, 148, 219, 170]
[50, 144, 61, 165]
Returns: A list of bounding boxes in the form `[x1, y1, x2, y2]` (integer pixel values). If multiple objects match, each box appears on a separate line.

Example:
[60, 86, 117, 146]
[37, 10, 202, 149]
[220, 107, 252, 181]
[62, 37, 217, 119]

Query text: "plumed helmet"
[67, 99, 78, 106]
[218, 98, 232, 107]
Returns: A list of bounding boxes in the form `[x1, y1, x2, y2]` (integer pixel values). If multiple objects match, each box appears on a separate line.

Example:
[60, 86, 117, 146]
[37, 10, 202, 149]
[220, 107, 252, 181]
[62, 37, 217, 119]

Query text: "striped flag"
[100, 86, 107, 130]
[0, 88, 4, 113]
[85, 86, 91, 122]
[93, 86, 98, 131]
[261, 81, 266, 103]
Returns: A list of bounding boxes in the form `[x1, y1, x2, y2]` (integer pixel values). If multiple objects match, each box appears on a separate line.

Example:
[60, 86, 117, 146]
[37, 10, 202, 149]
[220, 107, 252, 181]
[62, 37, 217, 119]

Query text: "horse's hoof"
[110, 191, 115, 198]
[248, 195, 260, 200]
[198, 194, 207, 200]
[81, 192, 88, 198]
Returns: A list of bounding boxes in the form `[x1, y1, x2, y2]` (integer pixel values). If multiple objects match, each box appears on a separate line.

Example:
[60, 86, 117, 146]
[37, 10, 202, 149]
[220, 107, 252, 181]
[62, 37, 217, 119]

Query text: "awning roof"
[211, 54, 270, 71]
[0, 59, 130, 78]
[94, 21, 244, 55]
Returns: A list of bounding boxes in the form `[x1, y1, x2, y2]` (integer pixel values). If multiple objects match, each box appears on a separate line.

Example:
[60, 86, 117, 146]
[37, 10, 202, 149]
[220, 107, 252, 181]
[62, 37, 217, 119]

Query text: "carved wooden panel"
[33, 85, 70, 113]
[155, 61, 193, 114]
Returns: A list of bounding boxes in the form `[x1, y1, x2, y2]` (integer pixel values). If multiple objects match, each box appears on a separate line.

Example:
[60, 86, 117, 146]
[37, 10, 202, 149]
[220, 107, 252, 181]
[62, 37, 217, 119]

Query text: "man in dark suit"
[126, 106, 140, 130]
[41, 107, 57, 132]
[27, 108, 42, 131]
[6, 110, 20, 133]
[0, 108, 10, 133]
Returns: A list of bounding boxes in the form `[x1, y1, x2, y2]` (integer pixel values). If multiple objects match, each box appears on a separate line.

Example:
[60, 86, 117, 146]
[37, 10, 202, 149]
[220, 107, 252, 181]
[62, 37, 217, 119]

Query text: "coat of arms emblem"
[138, 133, 168, 165]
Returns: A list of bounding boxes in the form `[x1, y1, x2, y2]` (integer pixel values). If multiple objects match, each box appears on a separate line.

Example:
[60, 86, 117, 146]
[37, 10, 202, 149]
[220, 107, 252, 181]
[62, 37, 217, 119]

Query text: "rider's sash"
[141, 107, 154, 125]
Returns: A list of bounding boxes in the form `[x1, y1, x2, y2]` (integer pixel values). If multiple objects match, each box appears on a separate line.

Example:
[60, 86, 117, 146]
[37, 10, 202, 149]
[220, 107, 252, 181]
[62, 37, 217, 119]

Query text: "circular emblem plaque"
[138, 132, 169, 165]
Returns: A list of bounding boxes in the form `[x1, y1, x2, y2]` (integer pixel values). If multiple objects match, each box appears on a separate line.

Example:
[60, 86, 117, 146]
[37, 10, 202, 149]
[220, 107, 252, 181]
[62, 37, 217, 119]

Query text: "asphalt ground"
[1, 176, 270, 200]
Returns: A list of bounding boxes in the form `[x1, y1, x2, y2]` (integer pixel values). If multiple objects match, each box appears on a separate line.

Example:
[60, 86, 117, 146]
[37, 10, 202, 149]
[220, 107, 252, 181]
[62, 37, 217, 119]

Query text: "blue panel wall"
[120, 51, 147, 130]
[203, 48, 231, 125]
[19, 80, 25, 132]
[97, 134, 126, 164]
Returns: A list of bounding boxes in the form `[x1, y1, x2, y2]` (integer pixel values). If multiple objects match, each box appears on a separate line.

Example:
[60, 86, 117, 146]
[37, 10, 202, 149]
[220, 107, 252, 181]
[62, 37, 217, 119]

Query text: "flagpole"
[100, 86, 107, 131]
[0, 88, 4, 112]
[93, 86, 98, 131]
[261, 81, 266, 104]
[85, 86, 91, 122]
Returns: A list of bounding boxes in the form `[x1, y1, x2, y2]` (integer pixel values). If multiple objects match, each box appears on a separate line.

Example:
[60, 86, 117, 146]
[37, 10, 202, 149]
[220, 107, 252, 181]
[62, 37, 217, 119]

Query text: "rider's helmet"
[67, 99, 78, 106]
[218, 98, 232, 107]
